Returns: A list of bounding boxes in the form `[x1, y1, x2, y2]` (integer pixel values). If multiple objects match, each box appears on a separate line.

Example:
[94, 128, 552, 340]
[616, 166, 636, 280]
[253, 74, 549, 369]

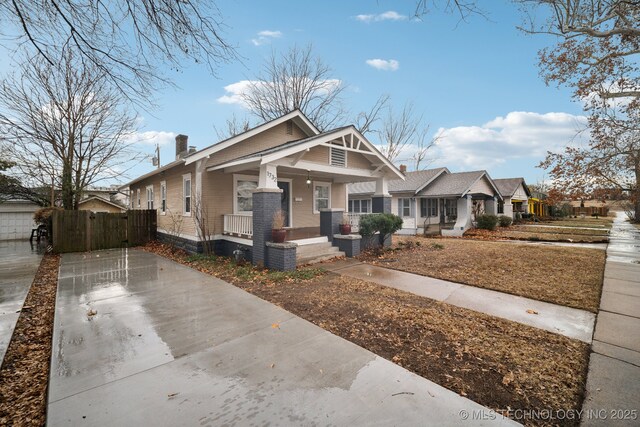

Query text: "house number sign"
[267, 171, 277, 183]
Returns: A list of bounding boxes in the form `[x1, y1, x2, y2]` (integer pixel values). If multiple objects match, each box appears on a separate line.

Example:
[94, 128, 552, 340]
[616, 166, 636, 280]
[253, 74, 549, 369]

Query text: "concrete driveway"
[0, 240, 42, 364]
[48, 248, 517, 426]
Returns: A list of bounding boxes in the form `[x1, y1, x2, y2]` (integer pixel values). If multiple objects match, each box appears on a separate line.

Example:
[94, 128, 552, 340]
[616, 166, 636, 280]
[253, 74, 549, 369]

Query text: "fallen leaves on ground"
[0, 254, 60, 426]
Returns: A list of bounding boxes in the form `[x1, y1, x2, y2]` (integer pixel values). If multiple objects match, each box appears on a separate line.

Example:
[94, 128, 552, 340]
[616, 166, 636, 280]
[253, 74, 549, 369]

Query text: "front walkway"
[48, 248, 517, 426]
[581, 213, 640, 426]
[0, 240, 42, 364]
[325, 259, 595, 343]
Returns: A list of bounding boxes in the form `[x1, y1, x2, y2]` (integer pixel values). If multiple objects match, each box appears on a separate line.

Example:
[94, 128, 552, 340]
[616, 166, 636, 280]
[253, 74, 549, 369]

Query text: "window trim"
[160, 181, 166, 215]
[420, 198, 437, 218]
[233, 174, 258, 215]
[313, 181, 331, 214]
[497, 200, 504, 214]
[136, 188, 140, 209]
[183, 173, 192, 217]
[146, 185, 154, 210]
[399, 198, 411, 218]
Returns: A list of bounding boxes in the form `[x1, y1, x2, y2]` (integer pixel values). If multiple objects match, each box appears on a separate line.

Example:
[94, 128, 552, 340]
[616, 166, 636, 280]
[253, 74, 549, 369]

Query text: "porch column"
[320, 208, 344, 242]
[372, 177, 391, 214]
[485, 197, 497, 215]
[252, 188, 282, 267]
[258, 163, 278, 189]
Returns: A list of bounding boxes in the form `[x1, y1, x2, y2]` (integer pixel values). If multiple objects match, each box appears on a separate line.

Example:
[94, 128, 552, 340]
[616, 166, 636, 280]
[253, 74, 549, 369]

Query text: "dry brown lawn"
[361, 237, 605, 312]
[465, 227, 609, 243]
[515, 225, 609, 236]
[145, 242, 589, 426]
[539, 217, 613, 229]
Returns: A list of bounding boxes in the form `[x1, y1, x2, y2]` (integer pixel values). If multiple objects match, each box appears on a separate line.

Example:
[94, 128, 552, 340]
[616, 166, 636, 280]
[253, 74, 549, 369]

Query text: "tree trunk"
[61, 160, 74, 210]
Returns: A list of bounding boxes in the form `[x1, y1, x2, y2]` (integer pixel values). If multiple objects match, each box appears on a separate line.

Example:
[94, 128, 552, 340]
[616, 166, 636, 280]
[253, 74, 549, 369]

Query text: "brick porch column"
[252, 188, 282, 267]
[320, 208, 344, 243]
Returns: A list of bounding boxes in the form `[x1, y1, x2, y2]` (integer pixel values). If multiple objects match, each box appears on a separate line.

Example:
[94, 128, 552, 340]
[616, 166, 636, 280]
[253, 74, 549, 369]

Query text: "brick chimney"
[399, 164, 407, 174]
[175, 134, 188, 160]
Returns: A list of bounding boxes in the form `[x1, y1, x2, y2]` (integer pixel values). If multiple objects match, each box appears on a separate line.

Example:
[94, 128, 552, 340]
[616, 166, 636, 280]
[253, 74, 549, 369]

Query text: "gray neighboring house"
[0, 200, 39, 241]
[493, 178, 531, 219]
[348, 167, 502, 237]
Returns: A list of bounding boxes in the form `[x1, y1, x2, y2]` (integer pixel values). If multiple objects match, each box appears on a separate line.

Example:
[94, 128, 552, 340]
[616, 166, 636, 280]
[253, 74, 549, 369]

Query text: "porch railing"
[347, 212, 371, 233]
[223, 214, 253, 238]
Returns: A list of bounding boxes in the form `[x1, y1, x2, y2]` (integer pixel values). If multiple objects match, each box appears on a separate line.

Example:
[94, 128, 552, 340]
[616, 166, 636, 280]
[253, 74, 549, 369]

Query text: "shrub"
[498, 215, 513, 227]
[33, 206, 62, 226]
[476, 214, 499, 230]
[359, 213, 403, 246]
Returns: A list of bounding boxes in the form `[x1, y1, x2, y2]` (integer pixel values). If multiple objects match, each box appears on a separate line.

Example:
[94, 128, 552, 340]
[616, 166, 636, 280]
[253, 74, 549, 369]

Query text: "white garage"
[0, 201, 39, 240]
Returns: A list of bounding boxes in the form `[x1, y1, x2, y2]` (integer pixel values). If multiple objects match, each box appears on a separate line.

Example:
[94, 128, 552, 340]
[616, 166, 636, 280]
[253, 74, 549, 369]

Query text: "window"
[349, 199, 370, 213]
[146, 185, 154, 210]
[497, 201, 504, 214]
[420, 199, 437, 217]
[160, 181, 166, 214]
[136, 189, 140, 209]
[399, 198, 411, 217]
[313, 182, 331, 213]
[183, 174, 191, 216]
[235, 177, 258, 214]
[445, 199, 458, 217]
[330, 146, 346, 167]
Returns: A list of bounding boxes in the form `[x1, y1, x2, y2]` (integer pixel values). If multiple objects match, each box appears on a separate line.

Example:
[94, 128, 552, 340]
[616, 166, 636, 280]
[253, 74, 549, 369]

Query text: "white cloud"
[432, 111, 589, 170]
[217, 79, 342, 107]
[355, 11, 407, 23]
[251, 30, 283, 46]
[366, 59, 399, 71]
[126, 130, 177, 146]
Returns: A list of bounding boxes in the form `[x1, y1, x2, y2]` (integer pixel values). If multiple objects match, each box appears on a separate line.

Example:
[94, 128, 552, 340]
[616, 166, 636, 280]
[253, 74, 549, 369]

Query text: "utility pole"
[152, 144, 161, 168]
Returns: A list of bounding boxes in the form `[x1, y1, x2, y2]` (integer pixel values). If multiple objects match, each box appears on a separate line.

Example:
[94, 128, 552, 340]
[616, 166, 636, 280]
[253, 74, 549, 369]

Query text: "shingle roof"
[347, 168, 448, 195]
[417, 170, 488, 197]
[493, 178, 529, 198]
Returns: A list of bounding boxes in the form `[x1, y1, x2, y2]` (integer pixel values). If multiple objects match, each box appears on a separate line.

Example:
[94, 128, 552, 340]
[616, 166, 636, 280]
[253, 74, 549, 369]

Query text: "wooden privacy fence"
[52, 210, 157, 253]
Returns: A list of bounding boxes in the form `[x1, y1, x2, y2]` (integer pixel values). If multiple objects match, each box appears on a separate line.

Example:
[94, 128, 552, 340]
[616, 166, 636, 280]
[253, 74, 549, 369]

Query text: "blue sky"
[4, 1, 589, 186]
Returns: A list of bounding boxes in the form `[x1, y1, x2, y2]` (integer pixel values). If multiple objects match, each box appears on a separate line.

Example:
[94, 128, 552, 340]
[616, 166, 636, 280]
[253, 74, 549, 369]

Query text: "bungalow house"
[124, 110, 404, 269]
[348, 167, 502, 237]
[493, 178, 531, 219]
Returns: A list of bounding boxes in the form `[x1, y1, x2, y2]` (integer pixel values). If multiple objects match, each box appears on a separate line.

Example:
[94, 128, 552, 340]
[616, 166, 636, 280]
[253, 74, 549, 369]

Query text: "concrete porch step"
[297, 250, 346, 266]
[296, 241, 333, 256]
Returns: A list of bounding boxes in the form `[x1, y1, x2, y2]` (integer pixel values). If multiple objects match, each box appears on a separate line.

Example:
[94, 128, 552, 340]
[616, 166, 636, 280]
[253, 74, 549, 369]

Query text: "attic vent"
[286, 120, 293, 135]
[330, 146, 346, 167]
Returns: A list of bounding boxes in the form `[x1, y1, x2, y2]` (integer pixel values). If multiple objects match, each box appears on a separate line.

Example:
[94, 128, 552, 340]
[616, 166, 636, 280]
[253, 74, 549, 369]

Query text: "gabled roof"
[208, 125, 405, 180]
[78, 195, 126, 210]
[493, 178, 532, 198]
[185, 109, 319, 166]
[417, 170, 501, 199]
[347, 168, 449, 195]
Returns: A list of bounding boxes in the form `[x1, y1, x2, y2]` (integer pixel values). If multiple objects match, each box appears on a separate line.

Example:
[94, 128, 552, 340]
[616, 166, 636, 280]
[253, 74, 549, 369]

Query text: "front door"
[277, 181, 290, 227]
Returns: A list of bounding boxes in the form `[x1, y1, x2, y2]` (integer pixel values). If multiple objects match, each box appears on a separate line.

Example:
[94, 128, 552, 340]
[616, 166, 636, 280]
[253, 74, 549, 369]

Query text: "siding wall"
[78, 199, 124, 213]
[468, 176, 495, 196]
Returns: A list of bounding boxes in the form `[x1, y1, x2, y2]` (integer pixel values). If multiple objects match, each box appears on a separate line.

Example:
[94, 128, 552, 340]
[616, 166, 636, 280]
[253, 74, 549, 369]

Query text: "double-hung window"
[160, 181, 166, 214]
[146, 185, 154, 210]
[235, 176, 258, 214]
[348, 199, 370, 213]
[420, 199, 437, 217]
[183, 174, 192, 216]
[497, 201, 504, 214]
[399, 198, 411, 217]
[313, 182, 331, 213]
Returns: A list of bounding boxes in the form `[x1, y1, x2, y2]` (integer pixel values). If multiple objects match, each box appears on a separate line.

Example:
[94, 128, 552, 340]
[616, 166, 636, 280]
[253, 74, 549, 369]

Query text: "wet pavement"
[0, 240, 43, 364]
[325, 260, 595, 343]
[48, 248, 518, 426]
[581, 212, 640, 426]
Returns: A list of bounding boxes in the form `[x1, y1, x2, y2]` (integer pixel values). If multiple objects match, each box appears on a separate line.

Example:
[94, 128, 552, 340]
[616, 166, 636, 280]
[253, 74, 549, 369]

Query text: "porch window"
[399, 198, 411, 217]
[235, 178, 258, 214]
[497, 201, 504, 214]
[420, 199, 437, 217]
[445, 199, 457, 217]
[146, 185, 154, 210]
[330, 147, 346, 167]
[313, 182, 331, 213]
[183, 174, 191, 216]
[136, 189, 140, 209]
[349, 199, 370, 213]
[160, 181, 166, 214]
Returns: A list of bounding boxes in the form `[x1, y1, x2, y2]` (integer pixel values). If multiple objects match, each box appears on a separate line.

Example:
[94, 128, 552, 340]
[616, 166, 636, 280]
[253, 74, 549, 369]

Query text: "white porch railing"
[347, 212, 371, 233]
[223, 214, 253, 238]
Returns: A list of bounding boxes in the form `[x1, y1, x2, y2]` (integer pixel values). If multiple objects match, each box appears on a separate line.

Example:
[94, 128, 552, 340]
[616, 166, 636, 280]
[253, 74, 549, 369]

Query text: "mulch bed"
[144, 242, 590, 426]
[360, 237, 605, 312]
[0, 254, 60, 426]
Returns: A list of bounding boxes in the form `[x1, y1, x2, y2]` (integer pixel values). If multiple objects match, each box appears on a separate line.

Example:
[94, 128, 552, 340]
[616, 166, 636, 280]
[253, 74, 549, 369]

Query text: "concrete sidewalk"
[0, 240, 42, 365]
[48, 248, 517, 426]
[581, 213, 640, 426]
[324, 260, 595, 343]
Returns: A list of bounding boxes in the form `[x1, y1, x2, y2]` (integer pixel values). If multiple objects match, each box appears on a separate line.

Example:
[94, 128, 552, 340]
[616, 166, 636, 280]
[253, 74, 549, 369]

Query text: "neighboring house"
[348, 167, 502, 237]
[493, 178, 532, 219]
[78, 196, 126, 213]
[529, 191, 551, 217]
[123, 110, 403, 266]
[83, 186, 130, 207]
[0, 200, 40, 240]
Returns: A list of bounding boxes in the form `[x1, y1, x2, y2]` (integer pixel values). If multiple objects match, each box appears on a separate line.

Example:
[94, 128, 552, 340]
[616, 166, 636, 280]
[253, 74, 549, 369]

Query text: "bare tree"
[355, 94, 390, 136]
[0, 48, 142, 209]
[378, 102, 431, 163]
[241, 44, 346, 131]
[412, 126, 439, 170]
[193, 195, 215, 255]
[214, 113, 252, 140]
[1, 0, 237, 105]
